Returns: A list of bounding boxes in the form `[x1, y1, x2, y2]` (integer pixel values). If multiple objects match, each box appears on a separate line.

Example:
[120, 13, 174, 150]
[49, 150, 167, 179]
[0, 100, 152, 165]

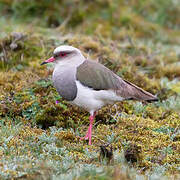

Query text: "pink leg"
[88, 115, 94, 145]
[80, 112, 96, 145]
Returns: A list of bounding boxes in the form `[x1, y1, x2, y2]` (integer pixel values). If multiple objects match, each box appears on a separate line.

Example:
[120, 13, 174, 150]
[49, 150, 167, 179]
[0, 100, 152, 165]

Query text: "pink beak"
[41, 57, 55, 65]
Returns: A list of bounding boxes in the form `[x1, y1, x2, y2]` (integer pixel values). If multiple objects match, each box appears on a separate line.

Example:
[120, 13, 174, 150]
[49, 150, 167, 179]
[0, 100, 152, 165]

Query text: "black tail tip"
[146, 97, 159, 103]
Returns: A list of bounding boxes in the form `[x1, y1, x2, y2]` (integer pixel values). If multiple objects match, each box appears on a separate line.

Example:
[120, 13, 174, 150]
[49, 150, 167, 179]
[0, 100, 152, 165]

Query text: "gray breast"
[52, 66, 77, 101]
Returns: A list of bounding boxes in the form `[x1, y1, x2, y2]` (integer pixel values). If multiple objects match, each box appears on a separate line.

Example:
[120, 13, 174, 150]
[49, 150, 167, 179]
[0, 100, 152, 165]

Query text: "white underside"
[71, 81, 124, 114]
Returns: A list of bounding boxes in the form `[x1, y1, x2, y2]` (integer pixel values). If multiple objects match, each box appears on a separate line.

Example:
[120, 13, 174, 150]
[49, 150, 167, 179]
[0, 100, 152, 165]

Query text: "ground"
[0, 0, 180, 179]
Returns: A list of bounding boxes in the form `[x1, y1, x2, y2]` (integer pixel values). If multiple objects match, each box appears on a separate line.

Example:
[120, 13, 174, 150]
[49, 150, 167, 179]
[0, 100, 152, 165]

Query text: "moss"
[0, 0, 180, 179]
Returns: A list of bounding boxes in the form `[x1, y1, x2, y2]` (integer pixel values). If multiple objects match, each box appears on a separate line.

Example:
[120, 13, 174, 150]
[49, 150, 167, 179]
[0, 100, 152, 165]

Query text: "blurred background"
[0, 0, 180, 179]
[0, 0, 180, 39]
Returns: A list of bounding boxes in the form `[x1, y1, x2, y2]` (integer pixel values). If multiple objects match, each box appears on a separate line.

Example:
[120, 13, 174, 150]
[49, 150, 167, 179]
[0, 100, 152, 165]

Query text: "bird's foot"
[79, 136, 89, 140]
[79, 115, 94, 145]
[79, 129, 90, 141]
[80, 136, 91, 145]
[80, 134, 89, 140]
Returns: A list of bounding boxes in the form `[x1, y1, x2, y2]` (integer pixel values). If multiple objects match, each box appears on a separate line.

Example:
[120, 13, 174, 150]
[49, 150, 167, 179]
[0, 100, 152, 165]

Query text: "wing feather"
[77, 60, 158, 102]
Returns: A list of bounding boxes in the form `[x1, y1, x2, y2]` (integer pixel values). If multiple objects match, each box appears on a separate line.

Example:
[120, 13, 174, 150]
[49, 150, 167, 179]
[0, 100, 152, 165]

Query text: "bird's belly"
[70, 84, 105, 112]
[71, 81, 124, 112]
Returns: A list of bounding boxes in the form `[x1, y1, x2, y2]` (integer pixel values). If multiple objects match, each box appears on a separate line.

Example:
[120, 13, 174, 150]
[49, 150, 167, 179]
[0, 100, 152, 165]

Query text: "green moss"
[0, 0, 179, 179]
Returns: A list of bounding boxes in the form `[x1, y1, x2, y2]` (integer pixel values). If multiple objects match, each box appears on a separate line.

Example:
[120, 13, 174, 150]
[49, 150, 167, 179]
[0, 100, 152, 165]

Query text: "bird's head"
[41, 45, 84, 65]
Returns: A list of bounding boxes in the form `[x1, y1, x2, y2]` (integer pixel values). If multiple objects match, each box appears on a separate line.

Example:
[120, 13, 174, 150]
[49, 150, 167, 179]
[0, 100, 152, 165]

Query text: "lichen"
[0, 0, 180, 179]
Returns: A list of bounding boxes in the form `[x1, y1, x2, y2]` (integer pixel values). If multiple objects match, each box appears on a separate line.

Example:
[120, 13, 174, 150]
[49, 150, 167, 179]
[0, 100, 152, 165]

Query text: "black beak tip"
[40, 61, 48, 65]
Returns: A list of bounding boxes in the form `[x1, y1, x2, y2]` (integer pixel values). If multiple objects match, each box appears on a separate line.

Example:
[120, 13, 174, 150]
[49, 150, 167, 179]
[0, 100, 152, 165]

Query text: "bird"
[41, 45, 158, 145]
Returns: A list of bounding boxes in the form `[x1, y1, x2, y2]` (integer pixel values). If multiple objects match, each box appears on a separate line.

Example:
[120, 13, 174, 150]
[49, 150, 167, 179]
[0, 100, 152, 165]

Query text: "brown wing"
[77, 60, 158, 102]
[116, 79, 158, 102]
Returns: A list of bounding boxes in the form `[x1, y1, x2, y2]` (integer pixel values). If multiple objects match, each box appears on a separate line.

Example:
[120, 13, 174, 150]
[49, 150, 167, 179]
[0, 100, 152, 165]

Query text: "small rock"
[124, 143, 141, 163]
[99, 144, 113, 164]
[10, 42, 18, 50]
[11, 32, 25, 41]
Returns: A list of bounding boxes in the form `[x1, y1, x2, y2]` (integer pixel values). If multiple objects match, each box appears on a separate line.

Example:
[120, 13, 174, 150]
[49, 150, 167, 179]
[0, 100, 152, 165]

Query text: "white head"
[41, 45, 85, 66]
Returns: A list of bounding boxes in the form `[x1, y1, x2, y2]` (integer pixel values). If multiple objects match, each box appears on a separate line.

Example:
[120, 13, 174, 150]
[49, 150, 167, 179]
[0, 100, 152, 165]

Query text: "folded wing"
[76, 60, 158, 102]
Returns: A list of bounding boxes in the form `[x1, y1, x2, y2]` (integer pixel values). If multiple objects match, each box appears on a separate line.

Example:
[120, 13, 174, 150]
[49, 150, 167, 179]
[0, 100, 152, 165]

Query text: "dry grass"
[0, 0, 180, 179]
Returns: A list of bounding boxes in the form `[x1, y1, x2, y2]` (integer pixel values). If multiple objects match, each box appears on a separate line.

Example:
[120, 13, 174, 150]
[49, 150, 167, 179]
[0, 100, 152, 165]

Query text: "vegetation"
[0, 0, 179, 179]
